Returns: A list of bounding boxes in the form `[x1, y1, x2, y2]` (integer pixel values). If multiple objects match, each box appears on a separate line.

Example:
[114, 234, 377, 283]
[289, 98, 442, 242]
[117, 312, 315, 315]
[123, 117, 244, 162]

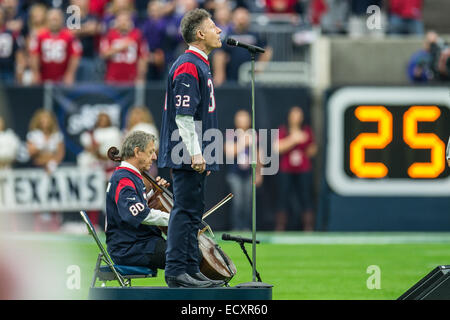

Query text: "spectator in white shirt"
[124, 106, 159, 177]
[0, 116, 20, 169]
[26, 109, 65, 232]
[78, 111, 122, 176]
[125, 106, 159, 143]
[26, 109, 65, 172]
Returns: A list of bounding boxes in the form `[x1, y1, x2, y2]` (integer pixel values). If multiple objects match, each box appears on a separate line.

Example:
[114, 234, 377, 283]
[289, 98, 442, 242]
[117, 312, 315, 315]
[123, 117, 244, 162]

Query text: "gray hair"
[180, 8, 211, 44]
[121, 130, 156, 160]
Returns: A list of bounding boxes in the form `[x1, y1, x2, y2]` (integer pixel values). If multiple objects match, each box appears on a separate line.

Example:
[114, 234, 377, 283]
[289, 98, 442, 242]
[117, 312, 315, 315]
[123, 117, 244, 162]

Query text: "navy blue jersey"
[158, 49, 219, 171]
[0, 29, 23, 74]
[105, 166, 162, 266]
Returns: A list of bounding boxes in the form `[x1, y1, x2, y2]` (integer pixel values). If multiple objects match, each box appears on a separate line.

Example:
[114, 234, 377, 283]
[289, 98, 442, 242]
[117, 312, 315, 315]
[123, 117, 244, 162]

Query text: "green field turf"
[4, 232, 450, 300]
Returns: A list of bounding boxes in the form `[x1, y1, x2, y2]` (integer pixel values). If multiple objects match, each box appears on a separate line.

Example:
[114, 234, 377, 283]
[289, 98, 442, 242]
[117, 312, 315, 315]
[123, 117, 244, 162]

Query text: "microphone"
[222, 233, 260, 244]
[226, 37, 265, 54]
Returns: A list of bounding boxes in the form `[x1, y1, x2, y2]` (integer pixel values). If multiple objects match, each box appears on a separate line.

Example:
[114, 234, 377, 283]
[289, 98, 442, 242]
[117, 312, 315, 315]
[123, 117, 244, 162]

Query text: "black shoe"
[165, 273, 212, 288]
[189, 272, 226, 287]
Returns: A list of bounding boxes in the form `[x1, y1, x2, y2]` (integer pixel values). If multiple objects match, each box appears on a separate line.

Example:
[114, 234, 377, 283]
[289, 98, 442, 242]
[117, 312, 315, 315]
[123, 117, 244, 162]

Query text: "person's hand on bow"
[155, 176, 170, 188]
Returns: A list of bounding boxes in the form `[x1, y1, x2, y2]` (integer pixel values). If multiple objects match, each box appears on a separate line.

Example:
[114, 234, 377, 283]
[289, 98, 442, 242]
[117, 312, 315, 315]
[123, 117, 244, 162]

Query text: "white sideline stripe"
[256, 233, 450, 244]
[260, 235, 450, 244]
[3, 232, 450, 245]
[218, 232, 450, 245]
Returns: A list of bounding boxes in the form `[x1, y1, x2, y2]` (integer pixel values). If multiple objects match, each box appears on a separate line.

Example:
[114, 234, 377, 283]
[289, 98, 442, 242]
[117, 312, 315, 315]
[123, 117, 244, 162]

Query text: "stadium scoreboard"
[326, 87, 450, 197]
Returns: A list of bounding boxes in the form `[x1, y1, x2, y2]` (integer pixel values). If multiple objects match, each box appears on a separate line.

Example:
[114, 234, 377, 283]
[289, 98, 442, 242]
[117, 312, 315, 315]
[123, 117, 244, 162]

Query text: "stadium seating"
[79, 211, 157, 288]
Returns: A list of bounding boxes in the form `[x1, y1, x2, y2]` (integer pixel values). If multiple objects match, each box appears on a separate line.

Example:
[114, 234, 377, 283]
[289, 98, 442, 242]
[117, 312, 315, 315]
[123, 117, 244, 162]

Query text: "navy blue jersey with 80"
[158, 49, 219, 171]
[105, 166, 162, 266]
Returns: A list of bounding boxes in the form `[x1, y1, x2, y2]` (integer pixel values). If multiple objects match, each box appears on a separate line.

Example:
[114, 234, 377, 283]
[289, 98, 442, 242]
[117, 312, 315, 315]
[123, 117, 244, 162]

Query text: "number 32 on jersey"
[166, 79, 216, 112]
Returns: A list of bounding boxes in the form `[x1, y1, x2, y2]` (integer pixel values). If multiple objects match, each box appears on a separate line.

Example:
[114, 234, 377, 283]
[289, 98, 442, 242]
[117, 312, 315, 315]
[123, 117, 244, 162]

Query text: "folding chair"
[79, 211, 157, 288]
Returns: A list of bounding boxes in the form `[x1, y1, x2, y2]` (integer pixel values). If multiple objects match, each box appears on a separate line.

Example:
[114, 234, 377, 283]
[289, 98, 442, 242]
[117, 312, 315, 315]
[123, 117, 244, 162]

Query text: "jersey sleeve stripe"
[115, 178, 136, 203]
[173, 62, 199, 82]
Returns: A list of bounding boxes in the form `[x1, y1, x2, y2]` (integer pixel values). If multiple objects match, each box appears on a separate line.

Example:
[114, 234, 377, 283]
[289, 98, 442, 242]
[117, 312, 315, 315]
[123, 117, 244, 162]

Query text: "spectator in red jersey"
[89, 0, 109, 19]
[100, 9, 148, 84]
[388, 0, 424, 35]
[29, 8, 82, 85]
[265, 0, 300, 14]
[273, 106, 317, 231]
[310, 0, 327, 26]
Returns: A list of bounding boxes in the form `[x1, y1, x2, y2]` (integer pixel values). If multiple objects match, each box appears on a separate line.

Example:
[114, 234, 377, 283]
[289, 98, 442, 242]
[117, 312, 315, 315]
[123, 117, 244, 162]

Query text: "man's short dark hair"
[180, 8, 211, 44]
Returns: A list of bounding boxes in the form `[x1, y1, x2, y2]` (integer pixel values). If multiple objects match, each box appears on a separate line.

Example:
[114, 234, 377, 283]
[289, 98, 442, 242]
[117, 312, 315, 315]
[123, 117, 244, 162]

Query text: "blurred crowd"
[0, 0, 439, 233]
[223, 106, 317, 232]
[0, 0, 274, 86]
[314, 0, 424, 36]
[0, 105, 159, 232]
[408, 30, 450, 83]
[1, 103, 318, 232]
[0, 0, 430, 86]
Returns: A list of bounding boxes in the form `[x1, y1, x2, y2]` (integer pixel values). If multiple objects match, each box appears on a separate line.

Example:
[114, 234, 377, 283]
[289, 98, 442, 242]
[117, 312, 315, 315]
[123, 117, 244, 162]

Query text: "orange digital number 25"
[350, 106, 445, 179]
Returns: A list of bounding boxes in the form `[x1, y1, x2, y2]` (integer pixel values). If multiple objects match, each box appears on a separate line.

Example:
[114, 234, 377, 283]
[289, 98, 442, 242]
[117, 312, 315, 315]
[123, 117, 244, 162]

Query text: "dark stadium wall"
[5, 84, 312, 231]
[147, 84, 313, 231]
[9, 84, 450, 231]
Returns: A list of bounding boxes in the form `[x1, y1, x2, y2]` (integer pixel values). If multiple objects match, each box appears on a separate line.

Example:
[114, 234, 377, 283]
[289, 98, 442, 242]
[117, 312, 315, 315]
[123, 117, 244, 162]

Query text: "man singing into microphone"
[212, 7, 273, 86]
[158, 8, 224, 288]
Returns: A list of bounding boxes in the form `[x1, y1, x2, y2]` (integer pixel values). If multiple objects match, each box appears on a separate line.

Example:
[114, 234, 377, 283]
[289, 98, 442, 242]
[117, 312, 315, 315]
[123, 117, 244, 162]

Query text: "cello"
[107, 147, 237, 282]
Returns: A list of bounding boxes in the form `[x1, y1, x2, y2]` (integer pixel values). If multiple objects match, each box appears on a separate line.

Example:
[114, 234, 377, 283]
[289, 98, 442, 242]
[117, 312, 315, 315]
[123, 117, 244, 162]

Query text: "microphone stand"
[237, 239, 262, 282]
[235, 49, 272, 290]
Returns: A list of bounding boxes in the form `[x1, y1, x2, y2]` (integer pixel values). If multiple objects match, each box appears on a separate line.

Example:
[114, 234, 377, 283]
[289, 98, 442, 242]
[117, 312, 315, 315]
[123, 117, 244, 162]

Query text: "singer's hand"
[191, 154, 206, 174]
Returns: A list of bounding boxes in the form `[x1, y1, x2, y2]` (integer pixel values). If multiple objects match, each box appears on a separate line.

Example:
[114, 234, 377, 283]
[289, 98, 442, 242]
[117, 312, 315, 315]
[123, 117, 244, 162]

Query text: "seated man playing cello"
[105, 130, 170, 271]
[105, 130, 226, 287]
